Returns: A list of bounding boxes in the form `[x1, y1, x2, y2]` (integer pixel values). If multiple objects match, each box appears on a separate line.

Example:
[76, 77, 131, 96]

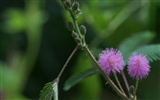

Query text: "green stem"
[69, 10, 82, 40]
[133, 79, 138, 100]
[57, 45, 79, 79]
[84, 44, 129, 100]
[55, 45, 78, 100]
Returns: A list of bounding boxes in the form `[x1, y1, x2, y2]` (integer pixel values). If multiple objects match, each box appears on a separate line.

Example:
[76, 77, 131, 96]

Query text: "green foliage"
[2, 8, 26, 33]
[119, 31, 155, 64]
[70, 52, 101, 100]
[135, 44, 160, 62]
[0, 63, 27, 99]
[91, 48, 102, 58]
[64, 67, 99, 91]
[39, 82, 54, 100]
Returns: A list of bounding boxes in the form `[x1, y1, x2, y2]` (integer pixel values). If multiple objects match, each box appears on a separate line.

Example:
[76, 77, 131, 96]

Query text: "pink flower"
[128, 53, 150, 80]
[98, 48, 124, 75]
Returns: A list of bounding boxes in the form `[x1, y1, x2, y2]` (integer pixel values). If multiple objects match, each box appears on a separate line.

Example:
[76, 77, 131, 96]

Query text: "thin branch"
[114, 73, 126, 95]
[133, 79, 138, 100]
[84, 44, 129, 100]
[60, 1, 129, 99]
[121, 71, 130, 96]
[57, 45, 79, 79]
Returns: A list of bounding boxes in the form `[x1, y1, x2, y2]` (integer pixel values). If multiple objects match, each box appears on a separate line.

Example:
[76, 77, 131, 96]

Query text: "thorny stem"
[113, 73, 126, 95]
[57, 45, 79, 79]
[133, 79, 138, 100]
[121, 71, 130, 96]
[61, 0, 129, 99]
[84, 44, 129, 100]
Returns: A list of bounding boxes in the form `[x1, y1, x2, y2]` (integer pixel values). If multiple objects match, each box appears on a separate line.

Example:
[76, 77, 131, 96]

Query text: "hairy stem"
[57, 45, 79, 79]
[61, 1, 129, 99]
[84, 44, 129, 100]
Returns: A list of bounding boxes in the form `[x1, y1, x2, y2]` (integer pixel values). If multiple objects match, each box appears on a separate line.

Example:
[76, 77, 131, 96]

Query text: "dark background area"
[0, 0, 160, 100]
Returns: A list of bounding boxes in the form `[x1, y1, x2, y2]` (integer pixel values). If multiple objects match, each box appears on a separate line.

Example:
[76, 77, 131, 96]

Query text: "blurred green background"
[0, 0, 160, 100]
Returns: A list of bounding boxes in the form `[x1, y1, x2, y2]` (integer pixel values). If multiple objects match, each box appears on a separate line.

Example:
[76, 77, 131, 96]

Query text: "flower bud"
[73, 1, 79, 11]
[72, 31, 78, 39]
[80, 25, 86, 35]
[129, 85, 134, 94]
[75, 37, 81, 44]
[63, 0, 71, 10]
[67, 21, 74, 31]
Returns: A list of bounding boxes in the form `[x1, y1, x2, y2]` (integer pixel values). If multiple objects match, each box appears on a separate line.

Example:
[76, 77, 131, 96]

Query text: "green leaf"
[39, 80, 59, 100]
[135, 44, 160, 62]
[118, 31, 155, 64]
[39, 82, 53, 100]
[52, 80, 58, 100]
[39, 81, 55, 100]
[64, 67, 99, 91]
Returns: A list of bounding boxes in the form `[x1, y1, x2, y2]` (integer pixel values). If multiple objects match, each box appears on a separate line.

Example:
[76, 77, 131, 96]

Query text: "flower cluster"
[98, 48, 124, 75]
[98, 48, 150, 80]
[128, 53, 150, 80]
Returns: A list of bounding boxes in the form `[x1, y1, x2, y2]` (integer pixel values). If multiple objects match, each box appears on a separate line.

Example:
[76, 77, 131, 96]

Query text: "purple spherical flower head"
[128, 53, 150, 80]
[98, 48, 124, 75]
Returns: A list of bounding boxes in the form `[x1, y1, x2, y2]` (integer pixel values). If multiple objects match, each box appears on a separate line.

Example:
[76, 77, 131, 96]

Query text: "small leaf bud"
[75, 37, 81, 44]
[80, 25, 86, 35]
[73, 1, 79, 11]
[67, 21, 74, 31]
[129, 85, 134, 94]
[72, 31, 78, 39]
